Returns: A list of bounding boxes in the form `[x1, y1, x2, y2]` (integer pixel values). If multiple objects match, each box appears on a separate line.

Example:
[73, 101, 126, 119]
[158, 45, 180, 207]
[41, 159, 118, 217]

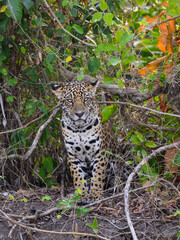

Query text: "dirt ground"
[0, 182, 180, 240]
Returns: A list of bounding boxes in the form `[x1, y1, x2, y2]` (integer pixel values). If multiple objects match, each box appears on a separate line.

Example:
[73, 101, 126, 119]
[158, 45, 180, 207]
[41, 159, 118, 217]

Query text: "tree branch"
[43, 0, 97, 47]
[1, 106, 61, 161]
[57, 65, 169, 104]
[124, 140, 180, 240]
[100, 101, 180, 118]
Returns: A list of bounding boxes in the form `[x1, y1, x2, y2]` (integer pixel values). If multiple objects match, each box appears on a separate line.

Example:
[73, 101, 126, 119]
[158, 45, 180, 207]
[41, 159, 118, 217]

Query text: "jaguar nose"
[75, 111, 85, 118]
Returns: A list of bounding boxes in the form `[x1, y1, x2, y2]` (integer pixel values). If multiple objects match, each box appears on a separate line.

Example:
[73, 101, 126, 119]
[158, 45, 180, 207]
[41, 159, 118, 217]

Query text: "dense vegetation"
[0, 0, 180, 238]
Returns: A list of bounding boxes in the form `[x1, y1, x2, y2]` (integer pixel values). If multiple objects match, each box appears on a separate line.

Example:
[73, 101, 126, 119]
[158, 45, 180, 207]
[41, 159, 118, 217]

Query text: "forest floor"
[0, 182, 180, 240]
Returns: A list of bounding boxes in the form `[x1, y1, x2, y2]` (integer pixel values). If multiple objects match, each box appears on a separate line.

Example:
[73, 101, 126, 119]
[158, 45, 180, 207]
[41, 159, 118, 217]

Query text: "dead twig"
[0, 210, 109, 240]
[1, 106, 61, 161]
[100, 101, 180, 119]
[124, 140, 180, 240]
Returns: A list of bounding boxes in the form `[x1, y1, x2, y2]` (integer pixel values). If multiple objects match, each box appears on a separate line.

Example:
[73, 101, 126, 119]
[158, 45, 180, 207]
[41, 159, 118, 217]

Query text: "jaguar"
[51, 80, 117, 200]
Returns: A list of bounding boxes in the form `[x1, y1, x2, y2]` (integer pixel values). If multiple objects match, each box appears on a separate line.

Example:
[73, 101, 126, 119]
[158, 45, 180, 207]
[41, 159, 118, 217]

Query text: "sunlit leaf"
[102, 105, 117, 124]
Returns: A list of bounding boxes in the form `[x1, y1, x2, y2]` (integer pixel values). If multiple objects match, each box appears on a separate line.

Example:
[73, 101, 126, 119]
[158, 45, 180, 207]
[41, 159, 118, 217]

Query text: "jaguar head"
[51, 80, 99, 127]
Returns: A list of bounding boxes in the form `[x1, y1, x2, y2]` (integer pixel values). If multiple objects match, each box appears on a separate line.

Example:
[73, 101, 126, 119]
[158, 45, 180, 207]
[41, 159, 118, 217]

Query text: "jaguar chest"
[62, 121, 102, 162]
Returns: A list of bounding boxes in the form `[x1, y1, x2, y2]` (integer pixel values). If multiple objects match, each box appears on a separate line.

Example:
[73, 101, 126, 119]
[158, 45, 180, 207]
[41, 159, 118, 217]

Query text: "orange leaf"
[162, 1, 169, 7]
[157, 22, 168, 53]
[138, 55, 168, 77]
[159, 94, 167, 111]
[167, 15, 176, 35]
[164, 61, 174, 75]
[138, 11, 165, 33]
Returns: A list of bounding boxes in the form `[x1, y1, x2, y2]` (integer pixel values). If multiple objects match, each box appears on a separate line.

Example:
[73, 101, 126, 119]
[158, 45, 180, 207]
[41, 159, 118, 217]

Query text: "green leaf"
[76, 189, 82, 195]
[6, 0, 22, 22]
[93, 217, 98, 229]
[174, 151, 180, 166]
[6, 96, 15, 102]
[0, 68, 7, 75]
[174, 210, 180, 216]
[39, 166, 46, 181]
[41, 195, 51, 201]
[21, 198, 28, 203]
[0, 13, 10, 31]
[102, 105, 117, 124]
[72, 24, 84, 34]
[99, 0, 108, 11]
[92, 12, 103, 22]
[117, 69, 121, 78]
[145, 141, 157, 148]
[95, 43, 119, 54]
[21, 0, 34, 10]
[134, 131, 145, 142]
[104, 76, 114, 84]
[77, 68, 84, 81]
[48, 64, 53, 73]
[7, 77, 17, 86]
[116, 29, 124, 42]
[107, 57, 121, 66]
[122, 49, 130, 60]
[103, 13, 113, 26]
[117, 79, 124, 89]
[62, 0, 69, 7]
[123, 55, 136, 65]
[44, 157, 53, 174]
[0, 56, 7, 66]
[10, 195, 14, 200]
[177, 232, 180, 237]
[119, 32, 134, 52]
[28, 106, 35, 117]
[20, 47, 26, 54]
[132, 147, 139, 152]
[76, 207, 91, 216]
[0, 35, 4, 41]
[87, 58, 100, 74]
[131, 135, 142, 146]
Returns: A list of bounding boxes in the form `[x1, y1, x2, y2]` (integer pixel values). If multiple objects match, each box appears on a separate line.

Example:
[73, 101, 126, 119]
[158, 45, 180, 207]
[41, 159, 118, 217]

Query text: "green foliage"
[41, 195, 51, 202]
[0, 3, 180, 234]
[102, 105, 117, 124]
[86, 217, 98, 234]
[21, 198, 28, 203]
[6, 0, 22, 22]
[57, 189, 91, 217]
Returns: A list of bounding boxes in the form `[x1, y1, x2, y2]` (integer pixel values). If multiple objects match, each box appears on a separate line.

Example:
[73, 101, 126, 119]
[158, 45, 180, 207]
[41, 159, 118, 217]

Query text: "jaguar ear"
[51, 83, 63, 99]
[89, 80, 99, 96]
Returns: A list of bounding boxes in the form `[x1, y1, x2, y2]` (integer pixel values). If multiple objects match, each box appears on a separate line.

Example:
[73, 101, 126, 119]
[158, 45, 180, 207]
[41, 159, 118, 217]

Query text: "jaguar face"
[51, 80, 99, 127]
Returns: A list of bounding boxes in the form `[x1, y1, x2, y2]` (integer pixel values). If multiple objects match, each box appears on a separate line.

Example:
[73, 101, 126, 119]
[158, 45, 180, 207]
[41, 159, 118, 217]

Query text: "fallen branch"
[0, 210, 109, 240]
[124, 140, 180, 240]
[5, 183, 156, 220]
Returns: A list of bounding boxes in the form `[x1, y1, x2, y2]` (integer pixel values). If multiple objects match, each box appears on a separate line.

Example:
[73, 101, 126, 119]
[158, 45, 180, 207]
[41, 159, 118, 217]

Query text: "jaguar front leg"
[89, 154, 108, 200]
[68, 157, 89, 199]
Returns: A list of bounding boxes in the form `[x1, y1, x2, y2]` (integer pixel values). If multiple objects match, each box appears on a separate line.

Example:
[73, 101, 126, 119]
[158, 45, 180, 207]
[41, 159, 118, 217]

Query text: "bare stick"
[1, 106, 60, 161]
[100, 101, 180, 118]
[0, 210, 109, 240]
[43, 0, 97, 47]
[124, 140, 180, 240]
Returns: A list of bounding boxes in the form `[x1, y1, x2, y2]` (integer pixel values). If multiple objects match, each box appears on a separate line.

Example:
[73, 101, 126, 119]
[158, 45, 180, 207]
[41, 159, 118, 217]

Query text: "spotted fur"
[51, 80, 115, 200]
